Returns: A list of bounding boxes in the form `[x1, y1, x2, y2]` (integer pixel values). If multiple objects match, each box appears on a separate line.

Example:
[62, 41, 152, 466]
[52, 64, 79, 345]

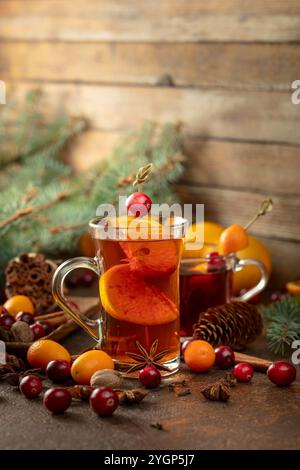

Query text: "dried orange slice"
[99, 264, 178, 325]
[286, 281, 300, 296]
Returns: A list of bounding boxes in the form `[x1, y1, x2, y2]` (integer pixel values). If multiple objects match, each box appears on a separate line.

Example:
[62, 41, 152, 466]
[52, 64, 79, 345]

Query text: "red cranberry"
[232, 362, 254, 382]
[270, 291, 285, 303]
[215, 345, 235, 370]
[80, 270, 97, 287]
[90, 387, 119, 417]
[65, 271, 82, 288]
[0, 312, 15, 330]
[126, 192, 152, 217]
[38, 321, 53, 336]
[180, 339, 193, 358]
[30, 321, 46, 340]
[43, 387, 72, 414]
[19, 375, 43, 398]
[207, 252, 226, 273]
[139, 365, 161, 389]
[267, 361, 296, 386]
[15, 311, 34, 325]
[46, 360, 71, 383]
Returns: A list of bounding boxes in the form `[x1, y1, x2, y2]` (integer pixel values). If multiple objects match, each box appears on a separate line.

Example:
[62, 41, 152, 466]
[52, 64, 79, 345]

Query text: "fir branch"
[0, 207, 33, 230]
[260, 295, 300, 355]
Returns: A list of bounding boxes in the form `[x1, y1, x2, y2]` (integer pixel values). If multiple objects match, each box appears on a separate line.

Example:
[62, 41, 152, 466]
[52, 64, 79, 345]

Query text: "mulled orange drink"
[53, 215, 187, 376]
[95, 216, 184, 374]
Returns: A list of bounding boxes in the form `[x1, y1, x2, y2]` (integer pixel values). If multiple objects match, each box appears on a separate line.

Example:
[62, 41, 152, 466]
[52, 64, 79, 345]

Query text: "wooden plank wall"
[0, 0, 300, 288]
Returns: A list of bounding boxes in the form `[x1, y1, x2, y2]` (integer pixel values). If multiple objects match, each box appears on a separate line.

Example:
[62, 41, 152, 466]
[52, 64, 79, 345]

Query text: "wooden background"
[0, 0, 300, 288]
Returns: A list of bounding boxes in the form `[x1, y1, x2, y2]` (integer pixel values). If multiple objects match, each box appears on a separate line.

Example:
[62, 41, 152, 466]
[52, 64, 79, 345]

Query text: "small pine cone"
[193, 302, 263, 349]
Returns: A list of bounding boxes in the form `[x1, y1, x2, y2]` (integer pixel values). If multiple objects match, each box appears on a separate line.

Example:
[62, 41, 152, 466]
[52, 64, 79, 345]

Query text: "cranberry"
[180, 339, 193, 358]
[65, 271, 82, 288]
[139, 365, 161, 388]
[81, 270, 97, 287]
[30, 321, 46, 340]
[15, 311, 34, 325]
[38, 321, 53, 336]
[267, 361, 296, 386]
[0, 312, 15, 330]
[232, 362, 254, 382]
[46, 360, 71, 383]
[126, 192, 152, 217]
[207, 252, 226, 273]
[43, 387, 72, 414]
[90, 387, 119, 417]
[270, 291, 285, 303]
[19, 375, 43, 398]
[215, 345, 235, 370]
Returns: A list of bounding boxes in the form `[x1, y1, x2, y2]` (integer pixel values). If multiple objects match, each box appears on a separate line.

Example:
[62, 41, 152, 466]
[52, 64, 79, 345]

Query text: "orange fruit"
[71, 350, 114, 385]
[219, 224, 249, 255]
[182, 221, 223, 259]
[27, 339, 71, 370]
[100, 264, 178, 325]
[286, 281, 300, 296]
[184, 340, 216, 372]
[233, 236, 272, 295]
[4, 295, 35, 317]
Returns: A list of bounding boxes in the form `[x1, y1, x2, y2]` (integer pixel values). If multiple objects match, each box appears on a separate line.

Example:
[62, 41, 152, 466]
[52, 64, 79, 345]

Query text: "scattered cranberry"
[139, 365, 161, 389]
[19, 375, 43, 398]
[65, 271, 82, 288]
[180, 339, 193, 358]
[215, 345, 235, 370]
[43, 387, 72, 414]
[15, 311, 34, 325]
[38, 321, 53, 336]
[0, 312, 15, 330]
[270, 291, 285, 303]
[46, 360, 71, 383]
[30, 321, 46, 340]
[90, 387, 119, 417]
[207, 252, 226, 273]
[126, 192, 152, 217]
[0, 306, 8, 315]
[232, 362, 254, 382]
[81, 270, 97, 287]
[267, 361, 296, 386]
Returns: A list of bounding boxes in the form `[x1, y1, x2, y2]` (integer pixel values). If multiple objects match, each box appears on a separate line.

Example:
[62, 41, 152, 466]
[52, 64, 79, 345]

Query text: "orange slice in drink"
[120, 239, 180, 277]
[99, 264, 179, 325]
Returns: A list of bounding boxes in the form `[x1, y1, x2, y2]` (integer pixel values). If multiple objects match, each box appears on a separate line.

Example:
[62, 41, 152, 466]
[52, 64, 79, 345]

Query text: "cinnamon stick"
[234, 352, 272, 373]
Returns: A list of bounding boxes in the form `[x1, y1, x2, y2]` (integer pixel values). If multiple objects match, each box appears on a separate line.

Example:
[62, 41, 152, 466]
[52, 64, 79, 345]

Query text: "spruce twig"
[260, 295, 300, 355]
[0, 207, 33, 230]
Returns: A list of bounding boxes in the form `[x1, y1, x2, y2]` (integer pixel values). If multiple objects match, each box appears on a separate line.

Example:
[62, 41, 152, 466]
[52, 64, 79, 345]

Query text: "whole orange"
[233, 236, 272, 295]
[27, 339, 71, 369]
[184, 340, 215, 372]
[71, 350, 114, 385]
[4, 295, 35, 317]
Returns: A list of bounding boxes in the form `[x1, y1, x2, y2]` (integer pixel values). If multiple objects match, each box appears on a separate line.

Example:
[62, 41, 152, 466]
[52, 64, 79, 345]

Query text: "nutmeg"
[11, 321, 34, 343]
[90, 369, 124, 388]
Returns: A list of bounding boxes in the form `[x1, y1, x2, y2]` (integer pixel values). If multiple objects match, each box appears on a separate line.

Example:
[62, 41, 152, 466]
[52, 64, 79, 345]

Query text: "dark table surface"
[1, 297, 299, 450]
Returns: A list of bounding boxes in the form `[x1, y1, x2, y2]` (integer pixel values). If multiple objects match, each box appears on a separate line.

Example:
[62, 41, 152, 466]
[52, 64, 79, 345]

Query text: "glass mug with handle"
[52, 215, 188, 375]
[180, 253, 269, 337]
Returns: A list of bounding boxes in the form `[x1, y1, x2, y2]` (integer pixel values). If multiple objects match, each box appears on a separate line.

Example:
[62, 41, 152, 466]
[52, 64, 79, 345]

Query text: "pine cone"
[193, 302, 263, 349]
[5, 253, 57, 314]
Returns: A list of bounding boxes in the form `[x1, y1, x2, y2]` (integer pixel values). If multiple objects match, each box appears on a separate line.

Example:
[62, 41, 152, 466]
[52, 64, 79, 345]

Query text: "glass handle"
[233, 258, 269, 302]
[52, 256, 102, 342]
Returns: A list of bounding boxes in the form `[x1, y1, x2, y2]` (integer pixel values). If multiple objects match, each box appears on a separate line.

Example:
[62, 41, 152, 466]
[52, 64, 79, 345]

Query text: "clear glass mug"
[52, 216, 187, 375]
[179, 253, 268, 337]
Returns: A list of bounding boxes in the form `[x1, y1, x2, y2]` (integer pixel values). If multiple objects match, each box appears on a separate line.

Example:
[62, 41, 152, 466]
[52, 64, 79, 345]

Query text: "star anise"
[126, 339, 172, 374]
